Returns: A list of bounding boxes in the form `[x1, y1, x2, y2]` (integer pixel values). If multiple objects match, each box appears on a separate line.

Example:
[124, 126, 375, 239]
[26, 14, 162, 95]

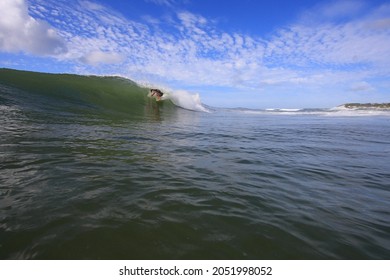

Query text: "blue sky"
[0, 0, 389, 108]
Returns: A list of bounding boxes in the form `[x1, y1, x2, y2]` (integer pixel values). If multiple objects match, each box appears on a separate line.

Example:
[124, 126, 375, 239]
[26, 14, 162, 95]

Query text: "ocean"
[1, 68, 389, 259]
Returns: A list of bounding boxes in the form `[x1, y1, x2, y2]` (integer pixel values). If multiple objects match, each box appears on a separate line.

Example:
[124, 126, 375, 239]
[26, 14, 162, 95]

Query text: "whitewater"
[1, 69, 389, 259]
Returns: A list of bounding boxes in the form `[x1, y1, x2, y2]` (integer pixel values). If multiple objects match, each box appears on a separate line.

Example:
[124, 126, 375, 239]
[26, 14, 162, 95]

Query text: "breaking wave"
[230, 106, 390, 117]
[0, 68, 208, 119]
[1, 68, 387, 117]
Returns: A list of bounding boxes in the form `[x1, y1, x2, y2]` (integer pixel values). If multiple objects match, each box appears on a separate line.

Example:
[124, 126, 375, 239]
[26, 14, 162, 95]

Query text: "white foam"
[323, 110, 390, 117]
[233, 107, 390, 117]
[265, 108, 301, 112]
[165, 89, 210, 112]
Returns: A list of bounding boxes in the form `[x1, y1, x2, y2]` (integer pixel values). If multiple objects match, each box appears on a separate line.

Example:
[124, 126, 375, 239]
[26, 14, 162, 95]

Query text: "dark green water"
[1, 69, 389, 259]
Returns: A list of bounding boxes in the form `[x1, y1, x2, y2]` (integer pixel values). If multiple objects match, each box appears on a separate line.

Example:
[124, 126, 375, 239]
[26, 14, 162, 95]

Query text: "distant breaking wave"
[227, 106, 390, 117]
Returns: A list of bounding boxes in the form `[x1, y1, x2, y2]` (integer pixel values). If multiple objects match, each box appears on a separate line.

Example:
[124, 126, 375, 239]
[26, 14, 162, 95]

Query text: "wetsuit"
[151, 89, 163, 97]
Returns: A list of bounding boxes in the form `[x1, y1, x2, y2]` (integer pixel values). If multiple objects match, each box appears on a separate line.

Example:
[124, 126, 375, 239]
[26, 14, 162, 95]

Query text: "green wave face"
[0, 68, 176, 120]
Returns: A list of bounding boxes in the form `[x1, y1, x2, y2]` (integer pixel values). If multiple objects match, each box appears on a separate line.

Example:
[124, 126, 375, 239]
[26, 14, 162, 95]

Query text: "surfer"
[150, 89, 164, 101]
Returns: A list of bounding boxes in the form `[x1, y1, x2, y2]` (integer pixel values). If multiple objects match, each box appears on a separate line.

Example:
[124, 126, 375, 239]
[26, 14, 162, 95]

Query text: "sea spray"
[167, 89, 209, 112]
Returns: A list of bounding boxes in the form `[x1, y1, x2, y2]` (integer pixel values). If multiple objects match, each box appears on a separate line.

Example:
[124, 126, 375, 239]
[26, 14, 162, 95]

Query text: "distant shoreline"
[341, 103, 390, 109]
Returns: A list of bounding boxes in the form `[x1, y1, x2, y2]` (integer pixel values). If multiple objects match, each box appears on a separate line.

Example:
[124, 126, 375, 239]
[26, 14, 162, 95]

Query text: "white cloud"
[177, 11, 208, 28]
[302, 0, 366, 22]
[264, 2, 390, 80]
[80, 51, 124, 66]
[21, 0, 390, 96]
[349, 81, 375, 92]
[144, 0, 178, 7]
[79, 0, 106, 11]
[0, 0, 66, 55]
